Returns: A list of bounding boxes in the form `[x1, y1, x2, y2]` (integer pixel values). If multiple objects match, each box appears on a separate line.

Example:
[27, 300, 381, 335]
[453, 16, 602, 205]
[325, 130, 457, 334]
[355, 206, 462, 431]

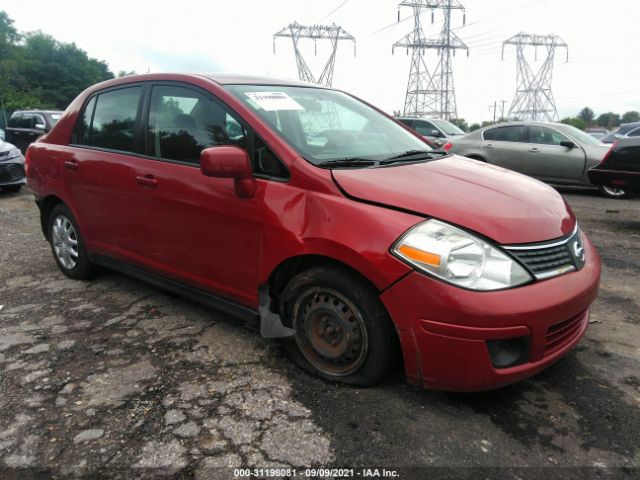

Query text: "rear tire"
[48, 204, 96, 279]
[599, 185, 629, 199]
[280, 266, 399, 387]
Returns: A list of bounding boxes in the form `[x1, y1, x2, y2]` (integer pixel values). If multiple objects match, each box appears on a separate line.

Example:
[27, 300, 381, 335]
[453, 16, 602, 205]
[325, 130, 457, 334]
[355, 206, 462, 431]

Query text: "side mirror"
[560, 140, 576, 149]
[200, 146, 256, 198]
[34, 123, 46, 131]
[431, 129, 442, 138]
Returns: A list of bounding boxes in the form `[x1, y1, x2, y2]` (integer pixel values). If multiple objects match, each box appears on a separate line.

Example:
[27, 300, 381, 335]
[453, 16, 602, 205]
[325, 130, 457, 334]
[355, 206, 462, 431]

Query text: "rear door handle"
[529, 147, 540, 153]
[64, 160, 79, 170]
[136, 175, 158, 188]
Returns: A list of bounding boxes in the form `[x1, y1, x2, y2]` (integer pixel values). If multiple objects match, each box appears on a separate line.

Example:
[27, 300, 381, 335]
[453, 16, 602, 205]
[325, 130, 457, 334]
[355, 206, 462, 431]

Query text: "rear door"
[65, 85, 146, 258]
[525, 125, 586, 181]
[480, 125, 530, 173]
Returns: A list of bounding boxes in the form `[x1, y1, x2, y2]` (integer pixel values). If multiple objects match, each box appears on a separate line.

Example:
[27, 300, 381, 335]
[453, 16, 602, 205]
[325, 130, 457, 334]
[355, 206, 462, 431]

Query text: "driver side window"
[528, 126, 568, 146]
[147, 85, 248, 165]
[414, 121, 438, 137]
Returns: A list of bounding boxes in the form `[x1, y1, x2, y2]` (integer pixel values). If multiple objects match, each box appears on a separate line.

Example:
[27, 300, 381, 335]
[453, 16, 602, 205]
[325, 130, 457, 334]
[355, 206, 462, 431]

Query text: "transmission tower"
[502, 33, 569, 122]
[273, 22, 356, 87]
[393, 0, 468, 120]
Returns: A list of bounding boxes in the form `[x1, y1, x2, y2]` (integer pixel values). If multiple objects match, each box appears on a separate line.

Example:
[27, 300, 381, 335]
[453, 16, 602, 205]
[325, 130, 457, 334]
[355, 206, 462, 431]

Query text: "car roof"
[479, 121, 574, 130]
[200, 73, 323, 88]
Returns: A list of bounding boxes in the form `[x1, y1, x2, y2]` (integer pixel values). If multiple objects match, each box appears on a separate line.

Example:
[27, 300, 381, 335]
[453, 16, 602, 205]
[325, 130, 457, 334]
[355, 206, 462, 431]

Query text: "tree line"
[0, 10, 115, 127]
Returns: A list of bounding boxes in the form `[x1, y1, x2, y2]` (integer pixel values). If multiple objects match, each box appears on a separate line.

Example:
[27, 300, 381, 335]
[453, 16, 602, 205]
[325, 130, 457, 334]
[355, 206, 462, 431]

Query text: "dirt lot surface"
[0, 187, 639, 479]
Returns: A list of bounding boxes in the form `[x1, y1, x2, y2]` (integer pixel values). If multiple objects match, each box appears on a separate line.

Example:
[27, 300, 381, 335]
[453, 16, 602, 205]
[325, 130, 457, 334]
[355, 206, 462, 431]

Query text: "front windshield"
[431, 119, 465, 136]
[560, 124, 604, 146]
[225, 85, 432, 165]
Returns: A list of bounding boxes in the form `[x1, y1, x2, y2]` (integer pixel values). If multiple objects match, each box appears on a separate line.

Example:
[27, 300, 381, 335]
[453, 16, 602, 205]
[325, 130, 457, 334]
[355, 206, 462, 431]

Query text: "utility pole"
[502, 33, 568, 122]
[392, 0, 469, 120]
[273, 22, 356, 87]
[489, 101, 497, 123]
[500, 100, 508, 121]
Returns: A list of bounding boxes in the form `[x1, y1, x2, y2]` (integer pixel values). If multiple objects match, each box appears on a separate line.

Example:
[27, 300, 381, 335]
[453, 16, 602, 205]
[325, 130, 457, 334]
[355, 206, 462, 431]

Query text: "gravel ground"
[0, 186, 638, 479]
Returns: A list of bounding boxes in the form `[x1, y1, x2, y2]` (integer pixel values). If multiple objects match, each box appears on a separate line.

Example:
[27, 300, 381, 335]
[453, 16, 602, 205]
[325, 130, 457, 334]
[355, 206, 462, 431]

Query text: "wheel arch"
[39, 195, 64, 241]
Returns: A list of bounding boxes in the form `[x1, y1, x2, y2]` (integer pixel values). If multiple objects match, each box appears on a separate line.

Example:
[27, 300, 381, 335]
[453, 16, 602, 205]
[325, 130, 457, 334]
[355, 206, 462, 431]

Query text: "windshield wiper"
[317, 158, 377, 169]
[379, 150, 448, 165]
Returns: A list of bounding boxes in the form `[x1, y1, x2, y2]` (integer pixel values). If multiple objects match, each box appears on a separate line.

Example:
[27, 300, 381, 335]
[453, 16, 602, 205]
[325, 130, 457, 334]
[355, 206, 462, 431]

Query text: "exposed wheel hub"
[294, 288, 368, 376]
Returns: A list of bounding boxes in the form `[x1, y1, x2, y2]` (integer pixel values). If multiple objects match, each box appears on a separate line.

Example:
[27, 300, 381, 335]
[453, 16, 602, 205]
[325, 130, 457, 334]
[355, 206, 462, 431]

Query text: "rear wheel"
[599, 185, 629, 199]
[280, 266, 399, 386]
[48, 204, 96, 279]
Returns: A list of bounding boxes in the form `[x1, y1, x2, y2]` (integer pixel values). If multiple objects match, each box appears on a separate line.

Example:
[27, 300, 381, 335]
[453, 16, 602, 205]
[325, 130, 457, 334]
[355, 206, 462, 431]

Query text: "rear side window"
[8, 114, 22, 128]
[74, 97, 97, 145]
[483, 126, 526, 142]
[75, 87, 143, 152]
[628, 128, 640, 137]
[147, 85, 248, 165]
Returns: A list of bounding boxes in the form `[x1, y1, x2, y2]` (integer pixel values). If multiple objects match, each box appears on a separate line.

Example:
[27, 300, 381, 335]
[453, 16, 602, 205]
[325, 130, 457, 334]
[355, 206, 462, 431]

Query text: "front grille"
[510, 244, 574, 277]
[0, 163, 25, 183]
[504, 227, 585, 280]
[545, 311, 585, 354]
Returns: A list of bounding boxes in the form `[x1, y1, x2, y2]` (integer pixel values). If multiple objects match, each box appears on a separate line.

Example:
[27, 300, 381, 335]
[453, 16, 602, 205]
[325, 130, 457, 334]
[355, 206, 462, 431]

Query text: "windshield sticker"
[244, 92, 304, 111]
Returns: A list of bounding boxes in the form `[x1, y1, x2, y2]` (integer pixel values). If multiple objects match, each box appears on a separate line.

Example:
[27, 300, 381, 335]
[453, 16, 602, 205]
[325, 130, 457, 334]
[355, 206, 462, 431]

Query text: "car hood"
[0, 140, 18, 152]
[332, 155, 576, 245]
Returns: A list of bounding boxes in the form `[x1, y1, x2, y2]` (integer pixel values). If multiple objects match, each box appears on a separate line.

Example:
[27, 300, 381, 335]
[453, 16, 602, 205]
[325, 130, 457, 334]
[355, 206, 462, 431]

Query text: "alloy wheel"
[52, 215, 79, 270]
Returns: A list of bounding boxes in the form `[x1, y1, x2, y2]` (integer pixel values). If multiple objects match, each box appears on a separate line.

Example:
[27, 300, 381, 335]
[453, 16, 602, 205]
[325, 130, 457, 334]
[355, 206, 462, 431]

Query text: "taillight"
[25, 148, 31, 177]
[442, 142, 453, 152]
[600, 141, 617, 165]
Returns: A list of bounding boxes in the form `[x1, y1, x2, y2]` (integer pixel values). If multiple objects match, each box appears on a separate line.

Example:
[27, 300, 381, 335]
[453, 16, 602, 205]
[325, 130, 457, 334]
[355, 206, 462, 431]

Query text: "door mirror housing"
[560, 140, 577, 149]
[200, 146, 256, 198]
[431, 129, 442, 138]
[34, 123, 46, 131]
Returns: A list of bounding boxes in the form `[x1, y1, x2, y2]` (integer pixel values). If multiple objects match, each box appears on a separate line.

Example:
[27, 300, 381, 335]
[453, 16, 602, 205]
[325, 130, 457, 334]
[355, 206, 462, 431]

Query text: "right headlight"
[392, 219, 533, 291]
[1, 149, 21, 161]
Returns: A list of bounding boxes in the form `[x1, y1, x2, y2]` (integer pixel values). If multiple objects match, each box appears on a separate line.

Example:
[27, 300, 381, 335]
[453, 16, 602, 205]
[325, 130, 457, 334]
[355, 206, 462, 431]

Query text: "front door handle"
[136, 174, 158, 188]
[529, 147, 540, 153]
[483, 143, 495, 149]
[64, 160, 79, 170]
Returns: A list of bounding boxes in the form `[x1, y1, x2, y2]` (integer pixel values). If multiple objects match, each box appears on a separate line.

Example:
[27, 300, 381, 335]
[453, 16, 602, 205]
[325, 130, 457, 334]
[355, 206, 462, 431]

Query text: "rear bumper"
[588, 168, 640, 193]
[381, 234, 601, 391]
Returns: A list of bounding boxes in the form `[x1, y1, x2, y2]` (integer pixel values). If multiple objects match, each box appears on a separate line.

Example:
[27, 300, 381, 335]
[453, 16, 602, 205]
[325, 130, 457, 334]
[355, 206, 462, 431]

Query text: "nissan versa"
[26, 74, 601, 391]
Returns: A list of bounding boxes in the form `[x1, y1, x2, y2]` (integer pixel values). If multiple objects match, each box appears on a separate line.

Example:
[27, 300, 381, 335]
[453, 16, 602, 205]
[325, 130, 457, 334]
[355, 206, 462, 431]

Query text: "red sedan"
[26, 73, 600, 391]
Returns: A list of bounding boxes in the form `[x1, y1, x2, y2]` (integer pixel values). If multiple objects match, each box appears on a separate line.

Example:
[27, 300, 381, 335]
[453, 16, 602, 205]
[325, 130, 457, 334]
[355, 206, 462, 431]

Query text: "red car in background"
[26, 73, 600, 391]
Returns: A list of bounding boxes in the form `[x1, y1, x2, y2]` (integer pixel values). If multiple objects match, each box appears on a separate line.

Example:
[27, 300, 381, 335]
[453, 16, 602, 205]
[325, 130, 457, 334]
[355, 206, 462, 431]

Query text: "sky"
[3, 0, 639, 123]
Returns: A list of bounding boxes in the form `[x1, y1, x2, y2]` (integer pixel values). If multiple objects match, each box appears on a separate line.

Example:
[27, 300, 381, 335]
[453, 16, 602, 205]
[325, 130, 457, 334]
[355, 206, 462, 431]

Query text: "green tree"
[117, 70, 137, 78]
[597, 112, 621, 129]
[450, 118, 468, 132]
[0, 11, 20, 58]
[561, 117, 587, 130]
[621, 111, 640, 124]
[578, 107, 594, 124]
[468, 123, 481, 131]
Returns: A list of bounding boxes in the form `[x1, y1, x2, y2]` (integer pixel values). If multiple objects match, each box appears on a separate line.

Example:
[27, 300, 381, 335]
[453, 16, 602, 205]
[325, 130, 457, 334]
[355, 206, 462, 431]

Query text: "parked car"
[396, 117, 465, 147]
[27, 73, 600, 391]
[0, 139, 26, 193]
[585, 127, 609, 140]
[5, 110, 63, 153]
[588, 138, 640, 194]
[448, 122, 626, 198]
[599, 122, 640, 144]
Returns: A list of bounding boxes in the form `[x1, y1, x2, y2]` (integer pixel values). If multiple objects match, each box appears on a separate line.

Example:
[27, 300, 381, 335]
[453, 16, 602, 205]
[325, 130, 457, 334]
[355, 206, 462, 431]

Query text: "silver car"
[448, 122, 627, 198]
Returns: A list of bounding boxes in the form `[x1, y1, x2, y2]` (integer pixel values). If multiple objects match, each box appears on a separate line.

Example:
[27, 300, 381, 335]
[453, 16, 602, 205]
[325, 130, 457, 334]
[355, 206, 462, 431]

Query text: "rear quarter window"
[74, 86, 143, 152]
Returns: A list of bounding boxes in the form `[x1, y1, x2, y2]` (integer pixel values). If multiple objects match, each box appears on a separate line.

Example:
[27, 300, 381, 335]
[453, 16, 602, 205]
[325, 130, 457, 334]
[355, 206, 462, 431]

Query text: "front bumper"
[381, 234, 601, 391]
[0, 156, 27, 187]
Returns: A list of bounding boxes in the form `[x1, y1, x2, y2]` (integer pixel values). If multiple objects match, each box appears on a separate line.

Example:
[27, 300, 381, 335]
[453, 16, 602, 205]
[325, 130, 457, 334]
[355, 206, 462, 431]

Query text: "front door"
[130, 84, 265, 307]
[480, 125, 530, 173]
[525, 125, 586, 182]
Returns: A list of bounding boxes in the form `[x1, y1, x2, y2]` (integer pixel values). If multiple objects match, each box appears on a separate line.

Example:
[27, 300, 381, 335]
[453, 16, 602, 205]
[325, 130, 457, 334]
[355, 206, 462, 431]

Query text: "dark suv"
[6, 110, 63, 153]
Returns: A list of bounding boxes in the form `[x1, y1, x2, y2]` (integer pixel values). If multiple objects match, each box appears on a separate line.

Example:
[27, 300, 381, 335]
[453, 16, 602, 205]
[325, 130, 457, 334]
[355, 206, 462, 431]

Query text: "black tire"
[280, 266, 399, 387]
[599, 185, 630, 199]
[2, 184, 22, 193]
[47, 203, 96, 279]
